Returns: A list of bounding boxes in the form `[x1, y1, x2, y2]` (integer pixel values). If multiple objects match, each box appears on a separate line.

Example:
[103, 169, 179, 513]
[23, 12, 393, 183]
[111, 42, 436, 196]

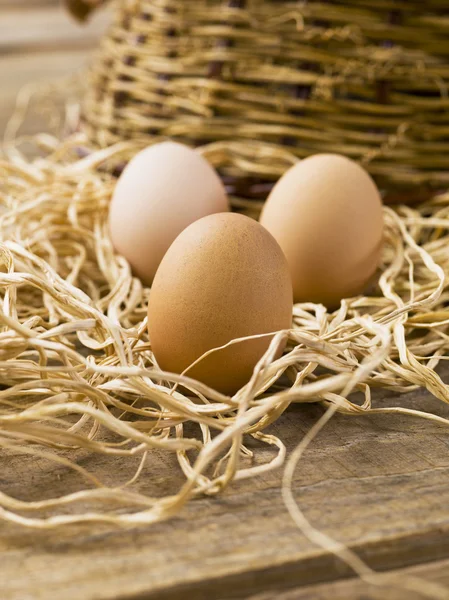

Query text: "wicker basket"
[71, 0, 449, 203]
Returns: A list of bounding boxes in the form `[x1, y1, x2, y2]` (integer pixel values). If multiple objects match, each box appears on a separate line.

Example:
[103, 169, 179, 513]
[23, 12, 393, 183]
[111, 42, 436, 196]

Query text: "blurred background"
[0, 0, 110, 135]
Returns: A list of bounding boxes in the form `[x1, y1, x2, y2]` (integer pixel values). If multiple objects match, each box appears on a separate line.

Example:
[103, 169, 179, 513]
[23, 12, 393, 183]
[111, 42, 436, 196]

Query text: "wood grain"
[3, 385, 449, 600]
[247, 557, 449, 600]
[2, 4, 449, 600]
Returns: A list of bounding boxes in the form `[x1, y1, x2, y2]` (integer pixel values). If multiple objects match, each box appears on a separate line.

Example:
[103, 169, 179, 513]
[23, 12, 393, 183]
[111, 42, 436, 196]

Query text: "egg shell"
[109, 142, 229, 285]
[147, 213, 293, 395]
[259, 154, 384, 308]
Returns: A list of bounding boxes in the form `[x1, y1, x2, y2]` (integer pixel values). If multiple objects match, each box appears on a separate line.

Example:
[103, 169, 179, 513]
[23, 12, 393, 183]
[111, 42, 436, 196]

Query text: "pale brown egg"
[259, 154, 384, 308]
[147, 213, 293, 395]
[109, 142, 229, 286]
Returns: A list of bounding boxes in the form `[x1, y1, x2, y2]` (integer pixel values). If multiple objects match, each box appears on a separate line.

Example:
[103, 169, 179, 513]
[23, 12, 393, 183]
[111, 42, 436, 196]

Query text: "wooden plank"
[0, 2, 108, 134]
[0, 50, 91, 136]
[2, 384, 449, 600]
[0, 6, 110, 53]
[0, 0, 58, 6]
[245, 557, 449, 599]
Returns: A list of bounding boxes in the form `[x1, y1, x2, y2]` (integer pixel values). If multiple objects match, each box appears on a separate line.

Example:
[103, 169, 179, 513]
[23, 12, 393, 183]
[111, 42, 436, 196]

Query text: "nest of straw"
[1, 81, 449, 532]
[79, 0, 449, 203]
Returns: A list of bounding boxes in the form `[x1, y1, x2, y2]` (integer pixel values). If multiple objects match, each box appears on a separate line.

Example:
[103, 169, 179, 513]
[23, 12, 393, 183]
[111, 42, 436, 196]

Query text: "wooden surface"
[0, 0, 109, 135]
[248, 557, 449, 600]
[4, 387, 449, 600]
[3, 4, 449, 600]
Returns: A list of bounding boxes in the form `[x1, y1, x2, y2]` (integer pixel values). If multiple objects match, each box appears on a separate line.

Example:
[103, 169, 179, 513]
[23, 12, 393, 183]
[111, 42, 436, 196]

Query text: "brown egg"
[109, 142, 229, 286]
[260, 154, 384, 308]
[148, 213, 293, 395]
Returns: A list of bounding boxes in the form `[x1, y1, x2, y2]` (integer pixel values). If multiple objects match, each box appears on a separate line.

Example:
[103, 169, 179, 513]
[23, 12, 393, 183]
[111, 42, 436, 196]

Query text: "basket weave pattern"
[83, 0, 449, 200]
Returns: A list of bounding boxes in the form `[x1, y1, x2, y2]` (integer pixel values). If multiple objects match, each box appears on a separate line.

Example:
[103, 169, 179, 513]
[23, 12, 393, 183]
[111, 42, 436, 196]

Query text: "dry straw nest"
[76, 0, 449, 203]
[1, 90, 449, 536]
[0, 3, 449, 588]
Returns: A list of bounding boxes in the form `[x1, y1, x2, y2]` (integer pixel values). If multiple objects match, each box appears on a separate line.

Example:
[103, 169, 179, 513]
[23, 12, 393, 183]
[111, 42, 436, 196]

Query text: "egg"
[148, 213, 293, 395]
[259, 154, 384, 308]
[109, 142, 229, 285]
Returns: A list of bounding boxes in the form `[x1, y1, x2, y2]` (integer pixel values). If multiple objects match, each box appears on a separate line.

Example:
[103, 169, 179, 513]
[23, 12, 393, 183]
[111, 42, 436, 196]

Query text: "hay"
[1, 82, 449, 536]
[80, 0, 449, 202]
[2, 78, 449, 600]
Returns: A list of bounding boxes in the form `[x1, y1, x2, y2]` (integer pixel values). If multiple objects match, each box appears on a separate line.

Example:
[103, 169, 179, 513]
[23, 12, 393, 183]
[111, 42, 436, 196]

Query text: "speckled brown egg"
[147, 213, 293, 395]
[109, 142, 229, 286]
[260, 154, 384, 308]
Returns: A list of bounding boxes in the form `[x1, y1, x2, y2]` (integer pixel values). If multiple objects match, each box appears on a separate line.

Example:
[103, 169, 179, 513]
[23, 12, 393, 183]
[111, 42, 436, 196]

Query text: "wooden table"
[2, 3, 449, 599]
